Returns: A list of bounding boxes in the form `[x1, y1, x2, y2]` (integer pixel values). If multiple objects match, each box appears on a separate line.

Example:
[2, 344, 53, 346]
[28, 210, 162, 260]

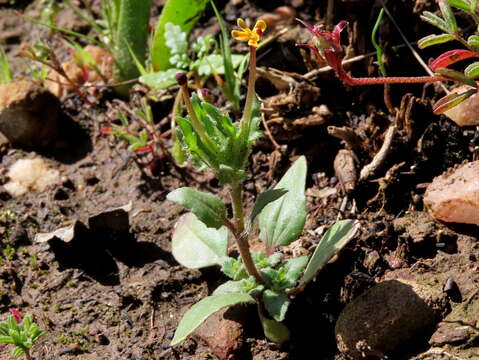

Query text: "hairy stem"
[240, 46, 257, 133]
[230, 183, 263, 283]
[340, 73, 447, 85]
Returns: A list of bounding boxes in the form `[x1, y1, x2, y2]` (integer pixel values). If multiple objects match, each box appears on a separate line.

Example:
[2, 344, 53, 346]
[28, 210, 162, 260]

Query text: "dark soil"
[0, 0, 478, 359]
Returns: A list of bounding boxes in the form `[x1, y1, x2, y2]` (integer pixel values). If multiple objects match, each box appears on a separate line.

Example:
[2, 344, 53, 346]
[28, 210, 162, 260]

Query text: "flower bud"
[175, 72, 187, 86]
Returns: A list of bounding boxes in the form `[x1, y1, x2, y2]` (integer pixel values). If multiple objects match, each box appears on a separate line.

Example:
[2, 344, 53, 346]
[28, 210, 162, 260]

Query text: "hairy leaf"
[471, 0, 479, 11]
[151, 0, 208, 70]
[171, 293, 254, 346]
[259, 157, 307, 249]
[250, 189, 288, 223]
[139, 69, 183, 90]
[172, 213, 228, 269]
[418, 33, 455, 49]
[435, 68, 477, 86]
[420, 12, 450, 33]
[446, 0, 471, 11]
[429, 49, 479, 71]
[433, 88, 476, 114]
[468, 35, 479, 48]
[260, 317, 290, 344]
[439, 0, 458, 33]
[464, 61, 479, 78]
[167, 187, 227, 229]
[263, 290, 290, 322]
[300, 220, 360, 285]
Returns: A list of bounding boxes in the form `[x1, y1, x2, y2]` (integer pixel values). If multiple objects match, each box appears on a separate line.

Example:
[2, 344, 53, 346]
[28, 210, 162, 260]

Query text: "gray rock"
[335, 279, 447, 359]
[0, 80, 61, 148]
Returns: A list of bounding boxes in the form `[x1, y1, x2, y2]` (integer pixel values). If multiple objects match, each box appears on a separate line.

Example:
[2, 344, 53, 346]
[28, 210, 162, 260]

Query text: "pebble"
[335, 279, 447, 359]
[424, 161, 479, 224]
[0, 80, 61, 148]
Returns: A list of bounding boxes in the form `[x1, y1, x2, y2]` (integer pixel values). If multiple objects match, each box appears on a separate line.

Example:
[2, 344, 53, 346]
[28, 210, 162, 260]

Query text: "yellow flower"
[231, 18, 266, 48]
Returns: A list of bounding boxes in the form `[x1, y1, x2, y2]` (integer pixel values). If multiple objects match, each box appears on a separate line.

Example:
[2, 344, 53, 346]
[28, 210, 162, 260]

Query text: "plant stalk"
[340, 73, 447, 85]
[24, 349, 32, 360]
[240, 46, 257, 133]
[230, 183, 263, 284]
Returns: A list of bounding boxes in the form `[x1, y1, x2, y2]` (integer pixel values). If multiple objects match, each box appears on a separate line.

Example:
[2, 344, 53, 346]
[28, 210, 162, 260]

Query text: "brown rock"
[0, 80, 60, 147]
[193, 306, 245, 360]
[335, 279, 447, 359]
[424, 161, 479, 224]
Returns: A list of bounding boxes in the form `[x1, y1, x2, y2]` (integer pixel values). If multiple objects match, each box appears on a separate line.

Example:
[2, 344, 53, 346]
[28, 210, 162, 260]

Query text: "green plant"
[0, 45, 13, 84]
[167, 18, 360, 345]
[297, 0, 479, 114]
[0, 309, 46, 360]
[140, 22, 245, 93]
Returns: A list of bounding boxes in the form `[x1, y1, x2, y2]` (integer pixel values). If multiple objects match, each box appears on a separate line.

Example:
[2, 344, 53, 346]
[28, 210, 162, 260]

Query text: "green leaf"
[167, 187, 227, 229]
[260, 317, 290, 344]
[418, 33, 455, 49]
[213, 277, 263, 295]
[420, 12, 450, 33]
[433, 88, 476, 114]
[12, 346, 24, 358]
[283, 256, 309, 285]
[464, 61, 479, 78]
[435, 68, 477, 86]
[471, 0, 479, 11]
[0, 336, 14, 343]
[151, 0, 209, 70]
[250, 189, 288, 223]
[259, 157, 307, 249]
[439, 0, 458, 34]
[263, 290, 290, 322]
[468, 35, 479, 48]
[446, 0, 472, 11]
[300, 220, 360, 285]
[164, 23, 188, 55]
[172, 213, 228, 269]
[139, 69, 183, 90]
[171, 293, 254, 346]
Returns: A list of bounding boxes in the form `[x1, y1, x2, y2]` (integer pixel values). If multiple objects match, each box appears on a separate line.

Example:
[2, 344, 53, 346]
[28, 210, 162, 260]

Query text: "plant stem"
[240, 46, 257, 133]
[230, 183, 263, 284]
[24, 349, 32, 360]
[339, 73, 447, 85]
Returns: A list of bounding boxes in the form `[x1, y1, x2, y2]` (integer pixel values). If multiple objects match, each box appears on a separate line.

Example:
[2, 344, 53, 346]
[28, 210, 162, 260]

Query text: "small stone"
[424, 161, 479, 224]
[335, 279, 447, 359]
[444, 85, 479, 126]
[429, 324, 471, 346]
[193, 306, 245, 360]
[0, 80, 61, 148]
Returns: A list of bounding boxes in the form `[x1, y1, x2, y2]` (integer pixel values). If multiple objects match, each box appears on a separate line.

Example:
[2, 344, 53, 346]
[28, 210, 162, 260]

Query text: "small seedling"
[0, 309, 46, 360]
[167, 18, 359, 345]
[297, 0, 479, 114]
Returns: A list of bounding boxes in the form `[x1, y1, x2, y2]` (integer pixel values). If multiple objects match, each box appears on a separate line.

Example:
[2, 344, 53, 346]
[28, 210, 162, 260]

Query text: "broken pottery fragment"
[443, 85, 479, 126]
[0, 80, 61, 147]
[424, 161, 479, 224]
[335, 279, 447, 359]
[4, 158, 60, 197]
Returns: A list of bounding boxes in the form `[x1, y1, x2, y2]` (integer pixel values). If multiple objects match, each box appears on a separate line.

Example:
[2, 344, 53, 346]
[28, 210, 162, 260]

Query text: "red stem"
[337, 68, 447, 85]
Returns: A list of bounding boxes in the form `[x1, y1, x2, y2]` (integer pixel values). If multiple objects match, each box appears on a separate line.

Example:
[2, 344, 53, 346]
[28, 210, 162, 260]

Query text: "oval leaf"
[260, 317, 290, 344]
[250, 188, 288, 223]
[171, 293, 254, 346]
[439, 0, 458, 34]
[167, 187, 227, 229]
[172, 213, 228, 269]
[464, 61, 479, 78]
[300, 220, 360, 285]
[418, 34, 454, 49]
[259, 156, 307, 249]
[468, 35, 479, 48]
[435, 68, 477, 86]
[140, 69, 183, 90]
[420, 12, 450, 33]
[433, 88, 476, 114]
[447, 0, 472, 11]
[429, 49, 479, 71]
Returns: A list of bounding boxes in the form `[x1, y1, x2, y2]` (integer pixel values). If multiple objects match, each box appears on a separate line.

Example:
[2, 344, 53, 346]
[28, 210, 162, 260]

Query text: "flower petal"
[248, 39, 259, 47]
[237, 18, 248, 30]
[254, 19, 267, 34]
[231, 30, 251, 41]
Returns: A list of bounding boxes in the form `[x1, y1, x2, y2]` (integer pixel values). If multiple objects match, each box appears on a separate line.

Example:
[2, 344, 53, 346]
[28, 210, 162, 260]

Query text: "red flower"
[9, 309, 22, 323]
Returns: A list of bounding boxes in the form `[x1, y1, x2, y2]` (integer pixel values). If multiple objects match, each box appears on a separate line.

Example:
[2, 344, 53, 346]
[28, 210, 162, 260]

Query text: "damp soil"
[0, 0, 478, 359]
